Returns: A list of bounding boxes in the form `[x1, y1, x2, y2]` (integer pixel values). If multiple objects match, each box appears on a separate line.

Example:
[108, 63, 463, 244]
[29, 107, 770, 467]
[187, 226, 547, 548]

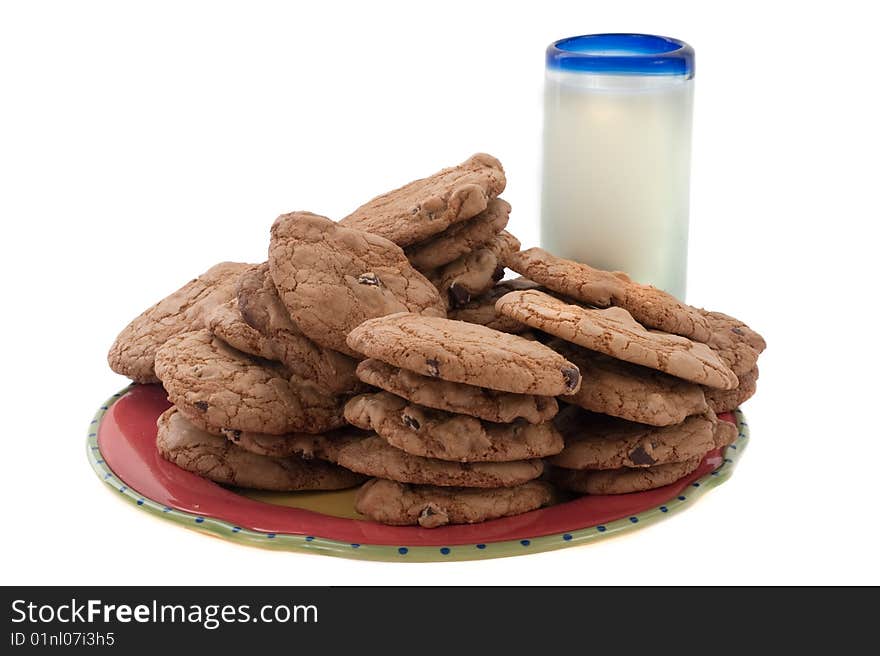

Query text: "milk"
[540, 70, 694, 299]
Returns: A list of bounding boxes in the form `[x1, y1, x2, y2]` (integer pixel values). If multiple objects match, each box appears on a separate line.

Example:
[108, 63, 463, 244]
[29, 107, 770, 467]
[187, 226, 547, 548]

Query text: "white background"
[2, 0, 878, 585]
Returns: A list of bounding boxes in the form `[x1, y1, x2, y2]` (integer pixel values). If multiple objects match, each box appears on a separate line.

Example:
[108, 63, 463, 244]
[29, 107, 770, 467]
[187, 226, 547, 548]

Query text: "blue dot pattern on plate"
[266, 533, 276, 539]
[440, 547, 450, 555]
[597, 525, 607, 532]
[629, 517, 639, 524]
[398, 547, 408, 555]
[520, 540, 530, 546]
[678, 495, 687, 501]
[476, 544, 486, 550]
[195, 517, 204, 523]
[305, 536, 314, 542]
[563, 534, 572, 541]
[659, 506, 668, 513]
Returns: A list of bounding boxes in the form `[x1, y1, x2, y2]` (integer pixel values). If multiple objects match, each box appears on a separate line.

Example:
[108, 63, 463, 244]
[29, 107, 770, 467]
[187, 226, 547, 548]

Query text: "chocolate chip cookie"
[714, 418, 739, 448]
[548, 405, 718, 470]
[335, 435, 544, 488]
[222, 426, 367, 460]
[701, 310, 766, 375]
[346, 312, 582, 396]
[704, 366, 759, 413]
[550, 340, 708, 426]
[344, 391, 564, 462]
[340, 153, 506, 246]
[154, 329, 345, 435]
[269, 212, 445, 356]
[355, 359, 558, 424]
[207, 299, 277, 362]
[405, 198, 511, 271]
[427, 230, 521, 309]
[108, 262, 252, 383]
[235, 263, 362, 394]
[157, 408, 364, 491]
[237, 262, 292, 334]
[447, 278, 540, 333]
[506, 248, 712, 342]
[355, 479, 554, 527]
[549, 457, 703, 495]
[496, 290, 737, 389]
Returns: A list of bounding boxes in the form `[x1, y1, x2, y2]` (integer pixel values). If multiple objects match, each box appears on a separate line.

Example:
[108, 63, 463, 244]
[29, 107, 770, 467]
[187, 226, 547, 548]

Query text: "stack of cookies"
[492, 247, 765, 495]
[339, 312, 582, 527]
[106, 154, 510, 498]
[110, 257, 371, 492]
[106, 211, 453, 494]
[107, 152, 765, 527]
[340, 153, 519, 312]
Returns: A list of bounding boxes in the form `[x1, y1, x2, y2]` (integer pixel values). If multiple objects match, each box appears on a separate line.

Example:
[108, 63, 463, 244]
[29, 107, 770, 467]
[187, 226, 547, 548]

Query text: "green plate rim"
[87, 384, 749, 562]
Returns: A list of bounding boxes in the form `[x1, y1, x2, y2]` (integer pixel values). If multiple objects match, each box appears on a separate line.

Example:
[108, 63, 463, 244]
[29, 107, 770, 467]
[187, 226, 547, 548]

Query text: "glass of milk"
[541, 34, 695, 299]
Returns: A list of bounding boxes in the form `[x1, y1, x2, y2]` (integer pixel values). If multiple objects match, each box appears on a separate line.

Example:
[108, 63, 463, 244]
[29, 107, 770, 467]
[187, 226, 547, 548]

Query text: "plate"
[87, 384, 748, 562]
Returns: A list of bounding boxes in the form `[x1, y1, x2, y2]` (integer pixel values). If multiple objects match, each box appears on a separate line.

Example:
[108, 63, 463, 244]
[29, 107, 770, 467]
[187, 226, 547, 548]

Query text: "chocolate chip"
[731, 327, 745, 336]
[193, 400, 209, 412]
[357, 272, 381, 286]
[628, 445, 656, 466]
[448, 282, 471, 308]
[561, 366, 580, 391]
[418, 503, 448, 528]
[426, 358, 440, 377]
[401, 413, 421, 431]
[491, 264, 505, 283]
[229, 430, 242, 442]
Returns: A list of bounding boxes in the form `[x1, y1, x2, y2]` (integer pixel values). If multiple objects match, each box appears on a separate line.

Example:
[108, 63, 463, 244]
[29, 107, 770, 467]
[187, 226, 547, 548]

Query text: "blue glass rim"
[547, 33, 694, 77]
